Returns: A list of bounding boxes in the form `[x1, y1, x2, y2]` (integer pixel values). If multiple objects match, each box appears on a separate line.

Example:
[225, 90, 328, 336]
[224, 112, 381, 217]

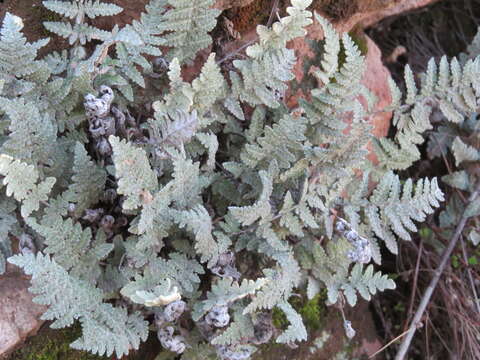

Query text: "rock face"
[361, 35, 393, 163]
[286, 25, 392, 136]
[0, 268, 46, 358]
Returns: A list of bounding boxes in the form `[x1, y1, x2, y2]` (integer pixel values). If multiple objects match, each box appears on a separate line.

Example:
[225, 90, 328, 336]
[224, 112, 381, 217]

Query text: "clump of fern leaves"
[0, 1, 473, 359]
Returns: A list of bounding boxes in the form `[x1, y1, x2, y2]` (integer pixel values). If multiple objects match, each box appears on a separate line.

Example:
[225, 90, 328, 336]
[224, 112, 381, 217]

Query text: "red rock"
[287, 30, 392, 125]
[361, 35, 393, 163]
[0, 268, 46, 357]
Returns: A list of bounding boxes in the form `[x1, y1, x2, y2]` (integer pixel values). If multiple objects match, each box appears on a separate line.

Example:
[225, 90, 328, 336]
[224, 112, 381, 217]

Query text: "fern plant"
[0, 0, 463, 359]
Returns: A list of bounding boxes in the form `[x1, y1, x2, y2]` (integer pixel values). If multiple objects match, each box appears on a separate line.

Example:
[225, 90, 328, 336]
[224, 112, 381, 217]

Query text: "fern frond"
[244, 252, 301, 313]
[42, 0, 118, 45]
[148, 252, 205, 294]
[229, 170, 273, 226]
[44, 21, 110, 45]
[83, 1, 123, 18]
[63, 142, 106, 216]
[340, 264, 396, 306]
[451, 137, 480, 166]
[0, 97, 57, 166]
[300, 22, 367, 139]
[241, 113, 307, 169]
[364, 172, 444, 253]
[0, 13, 49, 79]
[110, 136, 158, 210]
[276, 301, 307, 343]
[233, 48, 296, 108]
[110, 0, 166, 89]
[174, 205, 230, 267]
[149, 109, 198, 152]
[193, 277, 267, 321]
[228, 0, 312, 109]
[160, 0, 221, 64]
[313, 13, 340, 85]
[0, 155, 55, 217]
[169, 152, 202, 208]
[377, 56, 480, 170]
[42, 1, 80, 19]
[135, 183, 173, 236]
[28, 216, 112, 283]
[8, 252, 148, 357]
[192, 53, 226, 113]
[211, 307, 255, 346]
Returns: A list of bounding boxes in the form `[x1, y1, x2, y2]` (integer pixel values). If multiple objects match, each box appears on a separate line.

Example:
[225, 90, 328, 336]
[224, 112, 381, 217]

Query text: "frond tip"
[341, 264, 396, 307]
[366, 172, 444, 254]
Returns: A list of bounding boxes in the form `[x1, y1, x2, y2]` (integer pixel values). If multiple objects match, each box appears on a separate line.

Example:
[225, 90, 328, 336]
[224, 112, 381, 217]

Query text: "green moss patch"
[272, 291, 327, 332]
[9, 324, 107, 360]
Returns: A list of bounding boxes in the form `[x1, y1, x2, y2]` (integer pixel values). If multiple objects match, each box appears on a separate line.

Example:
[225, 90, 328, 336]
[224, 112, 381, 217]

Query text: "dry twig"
[460, 236, 480, 314]
[404, 239, 423, 331]
[217, 0, 280, 65]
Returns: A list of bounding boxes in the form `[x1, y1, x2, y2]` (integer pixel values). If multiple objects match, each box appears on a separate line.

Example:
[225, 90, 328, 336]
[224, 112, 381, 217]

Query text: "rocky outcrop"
[0, 267, 47, 358]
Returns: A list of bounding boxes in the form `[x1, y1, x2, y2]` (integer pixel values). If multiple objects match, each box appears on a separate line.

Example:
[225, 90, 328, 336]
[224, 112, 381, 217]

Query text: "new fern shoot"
[1, 0, 470, 359]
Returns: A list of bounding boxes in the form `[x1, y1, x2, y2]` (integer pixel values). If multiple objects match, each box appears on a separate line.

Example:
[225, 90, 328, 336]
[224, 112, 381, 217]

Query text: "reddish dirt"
[0, 0, 68, 56]
[91, 0, 149, 31]
[226, 0, 271, 34]
[0, 0, 151, 57]
[0, 265, 47, 358]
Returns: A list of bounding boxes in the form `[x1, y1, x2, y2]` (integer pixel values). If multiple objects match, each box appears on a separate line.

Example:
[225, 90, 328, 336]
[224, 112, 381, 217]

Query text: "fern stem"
[217, 38, 258, 65]
[395, 182, 480, 360]
[266, 0, 280, 28]
[217, 0, 279, 65]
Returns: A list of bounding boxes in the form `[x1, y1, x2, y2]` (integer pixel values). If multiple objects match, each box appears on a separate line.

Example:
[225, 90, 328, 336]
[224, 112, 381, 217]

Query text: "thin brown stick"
[266, 0, 280, 27]
[425, 313, 430, 360]
[217, 39, 257, 65]
[438, 266, 462, 355]
[369, 327, 418, 359]
[404, 238, 423, 331]
[217, 0, 280, 65]
[372, 298, 393, 340]
[460, 236, 480, 314]
[395, 182, 480, 360]
[426, 316, 454, 357]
